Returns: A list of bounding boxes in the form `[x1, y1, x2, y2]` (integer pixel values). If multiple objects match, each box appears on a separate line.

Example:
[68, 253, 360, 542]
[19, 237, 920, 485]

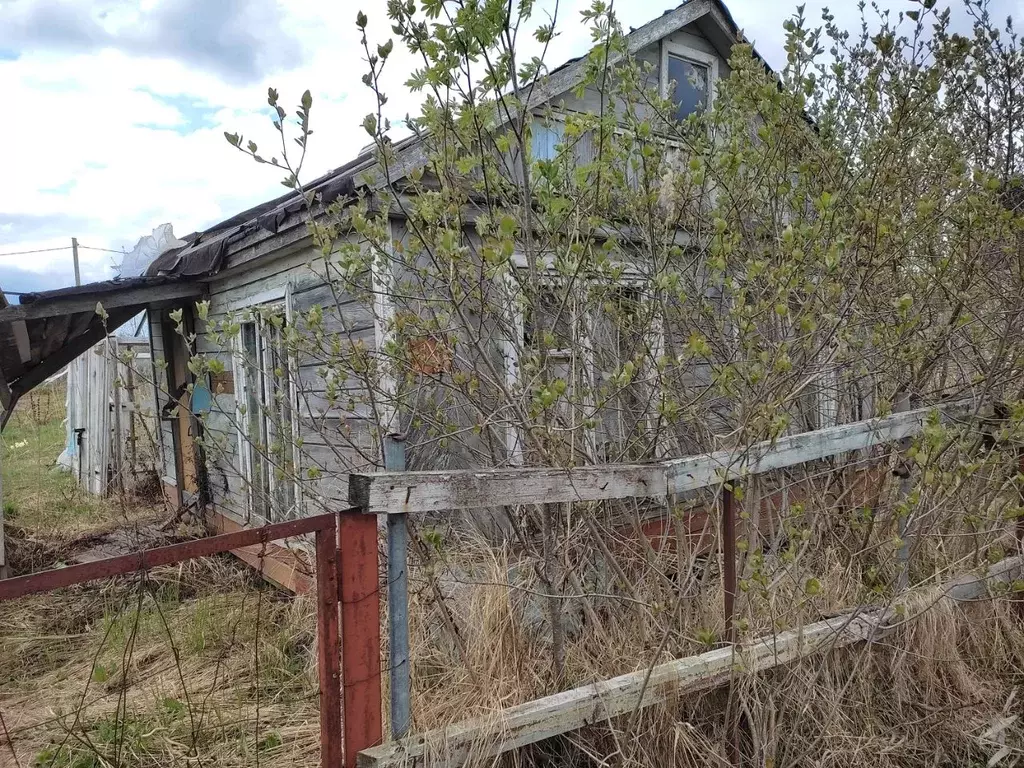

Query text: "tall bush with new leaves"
[194, 0, 1024, 761]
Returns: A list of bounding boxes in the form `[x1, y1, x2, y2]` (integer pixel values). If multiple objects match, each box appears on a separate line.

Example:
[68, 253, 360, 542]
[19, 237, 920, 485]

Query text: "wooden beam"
[663, 399, 976, 496]
[207, 510, 314, 594]
[0, 355, 12, 414]
[38, 314, 73, 362]
[945, 556, 1024, 601]
[11, 320, 30, 364]
[349, 463, 666, 516]
[0, 281, 204, 324]
[349, 400, 977, 515]
[357, 610, 893, 768]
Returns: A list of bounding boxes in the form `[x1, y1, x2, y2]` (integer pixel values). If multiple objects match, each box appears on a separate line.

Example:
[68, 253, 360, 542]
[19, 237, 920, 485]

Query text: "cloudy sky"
[0, 0, 1019, 296]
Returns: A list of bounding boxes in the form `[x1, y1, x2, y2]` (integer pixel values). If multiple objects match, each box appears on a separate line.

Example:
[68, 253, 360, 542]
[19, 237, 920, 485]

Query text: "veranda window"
[237, 313, 297, 522]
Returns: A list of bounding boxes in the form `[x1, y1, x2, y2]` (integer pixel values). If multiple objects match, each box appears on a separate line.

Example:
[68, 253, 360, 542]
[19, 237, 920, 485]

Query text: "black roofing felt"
[144, 155, 366, 279]
[18, 274, 193, 305]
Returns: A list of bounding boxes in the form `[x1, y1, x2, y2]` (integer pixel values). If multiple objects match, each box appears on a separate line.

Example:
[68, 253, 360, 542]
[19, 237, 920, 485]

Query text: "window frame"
[233, 295, 301, 523]
[502, 259, 667, 464]
[660, 40, 719, 121]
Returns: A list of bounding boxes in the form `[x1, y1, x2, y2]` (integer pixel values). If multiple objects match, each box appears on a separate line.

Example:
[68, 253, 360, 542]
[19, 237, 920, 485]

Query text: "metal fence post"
[722, 484, 738, 644]
[894, 391, 915, 593]
[338, 510, 383, 767]
[721, 483, 742, 768]
[315, 519, 343, 768]
[384, 434, 411, 739]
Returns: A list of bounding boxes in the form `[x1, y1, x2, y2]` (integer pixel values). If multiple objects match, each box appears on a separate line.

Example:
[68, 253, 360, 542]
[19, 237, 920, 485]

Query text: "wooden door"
[167, 320, 200, 499]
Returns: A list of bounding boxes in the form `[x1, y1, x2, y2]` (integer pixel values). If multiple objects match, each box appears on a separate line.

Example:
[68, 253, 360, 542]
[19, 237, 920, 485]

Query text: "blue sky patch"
[41, 179, 77, 195]
[0, 48, 19, 61]
[134, 87, 220, 135]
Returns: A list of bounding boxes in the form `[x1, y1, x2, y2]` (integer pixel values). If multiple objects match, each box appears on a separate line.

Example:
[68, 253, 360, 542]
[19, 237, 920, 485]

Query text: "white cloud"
[1, 0, 1022, 292]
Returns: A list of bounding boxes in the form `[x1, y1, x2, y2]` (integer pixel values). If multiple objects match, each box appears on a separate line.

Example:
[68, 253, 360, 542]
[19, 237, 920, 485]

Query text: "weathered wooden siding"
[195, 242, 379, 525]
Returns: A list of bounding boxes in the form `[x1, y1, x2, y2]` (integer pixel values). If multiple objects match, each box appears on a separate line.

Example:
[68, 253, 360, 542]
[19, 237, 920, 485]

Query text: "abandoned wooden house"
[0, 0, 855, 588]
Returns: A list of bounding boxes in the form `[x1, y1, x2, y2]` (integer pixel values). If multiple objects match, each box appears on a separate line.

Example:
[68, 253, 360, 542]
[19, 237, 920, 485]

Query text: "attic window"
[662, 42, 718, 121]
[531, 120, 564, 162]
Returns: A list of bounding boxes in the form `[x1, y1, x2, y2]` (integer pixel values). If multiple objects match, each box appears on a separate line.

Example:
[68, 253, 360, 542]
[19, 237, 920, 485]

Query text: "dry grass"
[5, 532, 1021, 768]
[0, 384, 322, 768]
[396, 495, 1024, 767]
[0, 559, 322, 768]
[3, 383, 158, 549]
[2, 388, 1024, 766]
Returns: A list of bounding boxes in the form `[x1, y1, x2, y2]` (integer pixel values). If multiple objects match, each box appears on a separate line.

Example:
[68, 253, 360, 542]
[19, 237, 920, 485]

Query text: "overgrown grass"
[1, 383, 131, 540]
[0, 382, 320, 767]
[1, 385, 158, 548]
[0, 562, 321, 768]
[3, 384, 1024, 767]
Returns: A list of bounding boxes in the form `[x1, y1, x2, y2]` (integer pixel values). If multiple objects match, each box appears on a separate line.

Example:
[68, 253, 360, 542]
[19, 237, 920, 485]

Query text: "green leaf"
[356, 10, 368, 29]
[301, 89, 312, 111]
[162, 697, 185, 717]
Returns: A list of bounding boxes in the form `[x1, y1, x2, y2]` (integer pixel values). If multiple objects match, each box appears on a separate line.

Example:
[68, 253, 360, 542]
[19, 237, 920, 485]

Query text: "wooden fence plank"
[357, 611, 891, 768]
[349, 400, 977, 515]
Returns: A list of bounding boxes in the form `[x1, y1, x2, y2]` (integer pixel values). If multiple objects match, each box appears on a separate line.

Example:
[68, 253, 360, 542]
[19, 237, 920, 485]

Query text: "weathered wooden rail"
[349, 400, 975, 513]
[348, 399, 988, 767]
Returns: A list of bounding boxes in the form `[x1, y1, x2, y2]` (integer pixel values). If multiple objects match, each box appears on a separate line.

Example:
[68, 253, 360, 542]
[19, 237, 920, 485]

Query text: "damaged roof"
[0, 274, 205, 427]
[144, 142, 398, 279]
[141, 0, 748, 282]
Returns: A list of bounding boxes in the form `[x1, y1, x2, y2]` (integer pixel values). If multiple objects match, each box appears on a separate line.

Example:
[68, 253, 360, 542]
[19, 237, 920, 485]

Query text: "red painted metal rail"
[0, 509, 383, 768]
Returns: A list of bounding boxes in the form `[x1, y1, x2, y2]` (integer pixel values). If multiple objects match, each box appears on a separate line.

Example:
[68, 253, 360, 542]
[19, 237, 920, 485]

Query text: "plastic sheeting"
[118, 223, 185, 278]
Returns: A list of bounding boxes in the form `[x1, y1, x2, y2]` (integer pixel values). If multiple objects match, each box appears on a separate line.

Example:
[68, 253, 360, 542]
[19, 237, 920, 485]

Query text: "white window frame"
[502, 258, 666, 464]
[233, 291, 302, 522]
[660, 40, 719, 119]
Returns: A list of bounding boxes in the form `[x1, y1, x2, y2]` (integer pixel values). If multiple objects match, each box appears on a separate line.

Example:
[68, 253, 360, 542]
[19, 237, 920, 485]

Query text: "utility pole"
[71, 237, 81, 286]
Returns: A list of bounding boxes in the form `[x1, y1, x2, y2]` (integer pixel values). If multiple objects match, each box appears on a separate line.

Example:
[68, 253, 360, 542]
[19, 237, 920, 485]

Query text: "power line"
[0, 245, 72, 257]
[78, 244, 126, 255]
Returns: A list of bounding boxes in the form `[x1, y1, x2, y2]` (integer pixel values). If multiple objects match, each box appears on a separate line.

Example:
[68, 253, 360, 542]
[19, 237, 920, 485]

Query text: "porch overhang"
[0, 275, 205, 427]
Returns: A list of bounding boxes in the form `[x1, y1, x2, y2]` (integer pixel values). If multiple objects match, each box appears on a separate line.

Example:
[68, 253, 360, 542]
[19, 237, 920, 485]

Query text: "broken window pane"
[524, 289, 573, 353]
